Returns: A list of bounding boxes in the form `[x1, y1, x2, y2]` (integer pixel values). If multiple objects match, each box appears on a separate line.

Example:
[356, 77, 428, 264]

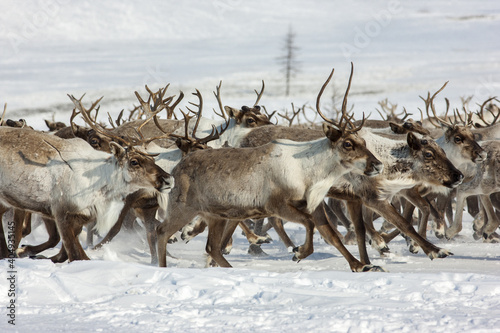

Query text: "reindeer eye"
[130, 158, 140, 167]
[246, 118, 256, 125]
[454, 136, 462, 144]
[89, 138, 99, 146]
[343, 141, 353, 149]
[424, 151, 434, 159]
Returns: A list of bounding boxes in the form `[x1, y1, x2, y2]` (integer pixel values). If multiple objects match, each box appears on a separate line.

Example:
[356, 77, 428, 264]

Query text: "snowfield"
[1, 1, 500, 332]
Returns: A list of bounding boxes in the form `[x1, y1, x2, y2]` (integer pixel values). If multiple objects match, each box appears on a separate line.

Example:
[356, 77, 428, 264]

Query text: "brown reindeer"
[156, 65, 386, 272]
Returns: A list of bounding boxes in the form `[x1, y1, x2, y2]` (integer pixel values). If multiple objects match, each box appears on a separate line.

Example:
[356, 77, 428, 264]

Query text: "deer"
[374, 83, 487, 252]
[390, 83, 489, 242]
[83, 88, 271, 263]
[0, 100, 173, 262]
[156, 65, 386, 272]
[237, 65, 460, 265]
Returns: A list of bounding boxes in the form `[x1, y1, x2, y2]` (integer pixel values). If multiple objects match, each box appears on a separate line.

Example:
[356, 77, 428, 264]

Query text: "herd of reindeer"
[1, 63, 499, 272]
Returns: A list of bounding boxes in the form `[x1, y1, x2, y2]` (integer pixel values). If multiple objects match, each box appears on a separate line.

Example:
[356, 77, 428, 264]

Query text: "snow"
[1, 1, 500, 332]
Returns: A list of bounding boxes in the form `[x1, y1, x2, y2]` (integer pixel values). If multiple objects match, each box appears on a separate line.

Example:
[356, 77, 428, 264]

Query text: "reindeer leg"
[268, 217, 296, 249]
[479, 194, 500, 239]
[360, 203, 390, 255]
[270, 201, 316, 261]
[157, 206, 198, 267]
[312, 204, 385, 272]
[467, 195, 480, 218]
[247, 218, 268, 256]
[368, 199, 451, 259]
[180, 217, 206, 242]
[446, 192, 467, 240]
[238, 221, 271, 246]
[205, 218, 232, 268]
[49, 246, 68, 263]
[14, 210, 29, 250]
[433, 193, 451, 238]
[346, 201, 372, 264]
[54, 213, 89, 262]
[327, 199, 356, 244]
[400, 188, 432, 254]
[16, 217, 60, 258]
[221, 221, 238, 255]
[140, 208, 161, 265]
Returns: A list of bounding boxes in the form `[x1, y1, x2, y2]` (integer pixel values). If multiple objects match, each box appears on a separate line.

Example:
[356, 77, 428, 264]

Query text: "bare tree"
[277, 25, 300, 96]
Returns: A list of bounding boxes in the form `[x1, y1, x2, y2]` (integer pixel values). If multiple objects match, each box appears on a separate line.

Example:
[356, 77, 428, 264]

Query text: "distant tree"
[277, 26, 300, 96]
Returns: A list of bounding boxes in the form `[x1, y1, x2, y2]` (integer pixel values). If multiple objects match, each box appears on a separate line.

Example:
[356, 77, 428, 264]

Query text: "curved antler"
[419, 81, 450, 128]
[68, 94, 139, 147]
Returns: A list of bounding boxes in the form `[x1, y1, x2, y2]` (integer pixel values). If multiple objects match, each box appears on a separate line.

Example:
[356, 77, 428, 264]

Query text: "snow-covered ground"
[1, 1, 500, 332]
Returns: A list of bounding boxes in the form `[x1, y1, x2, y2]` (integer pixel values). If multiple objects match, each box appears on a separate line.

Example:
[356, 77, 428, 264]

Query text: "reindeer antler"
[278, 103, 302, 127]
[419, 81, 450, 128]
[476, 97, 500, 127]
[68, 94, 142, 147]
[254, 80, 265, 107]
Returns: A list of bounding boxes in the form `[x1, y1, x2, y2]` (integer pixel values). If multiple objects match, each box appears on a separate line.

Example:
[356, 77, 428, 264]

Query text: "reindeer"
[237, 65, 460, 265]
[375, 83, 486, 252]
[0, 106, 172, 262]
[156, 65, 386, 272]
[86, 89, 270, 263]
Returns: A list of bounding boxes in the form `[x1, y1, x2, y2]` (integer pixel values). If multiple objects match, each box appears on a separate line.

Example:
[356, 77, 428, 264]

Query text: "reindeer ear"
[175, 138, 191, 154]
[109, 142, 127, 160]
[323, 123, 342, 143]
[224, 106, 241, 119]
[389, 122, 405, 134]
[407, 132, 421, 151]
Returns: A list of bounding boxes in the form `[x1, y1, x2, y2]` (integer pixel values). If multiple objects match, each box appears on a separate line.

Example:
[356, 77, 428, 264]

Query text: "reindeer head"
[317, 63, 384, 177]
[224, 105, 273, 128]
[109, 142, 173, 194]
[389, 119, 430, 136]
[443, 125, 486, 165]
[419, 85, 487, 166]
[407, 132, 463, 189]
[323, 122, 383, 177]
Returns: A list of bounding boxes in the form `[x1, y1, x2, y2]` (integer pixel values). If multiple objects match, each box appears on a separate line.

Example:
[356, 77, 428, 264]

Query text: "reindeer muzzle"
[473, 149, 488, 164]
[446, 170, 464, 188]
[364, 159, 384, 177]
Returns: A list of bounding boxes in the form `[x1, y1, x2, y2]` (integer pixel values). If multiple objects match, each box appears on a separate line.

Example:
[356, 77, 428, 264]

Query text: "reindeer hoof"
[380, 246, 390, 254]
[409, 244, 420, 254]
[248, 244, 268, 257]
[292, 254, 301, 263]
[428, 249, 453, 260]
[434, 231, 445, 239]
[256, 237, 272, 245]
[361, 265, 387, 272]
[15, 246, 29, 258]
[29, 254, 48, 260]
[473, 232, 482, 241]
[168, 236, 178, 244]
